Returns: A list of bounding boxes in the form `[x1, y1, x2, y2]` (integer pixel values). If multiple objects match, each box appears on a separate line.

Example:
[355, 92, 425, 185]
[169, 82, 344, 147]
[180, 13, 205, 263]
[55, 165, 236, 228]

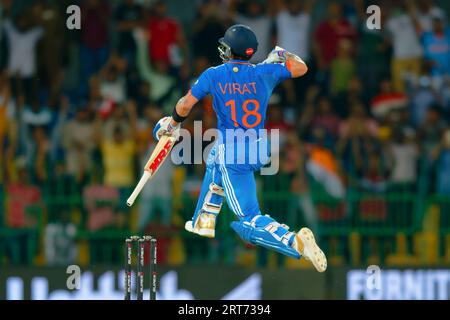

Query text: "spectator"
[134, 28, 180, 112]
[62, 106, 97, 184]
[337, 101, 379, 177]
[330, 39, 355, 95]
[276, 0, 313, 62]
[387, 128, 419, 188]
[314, 1, 357, 71]
[114, 0, 143, 66]
[100, 124, 135, 226]
[276, 0, 314, 101]
[193, 1, 227, 66]
[98, 54, 128, 105]
[100, 100, 137, 207]
[19, 97, 53, 169]
[102, 102, 136, 141]
[420, 14, 450, 80]
[3, 14, 43, 101]
[146, 0, 187, 68]
[385, 5, 423, 92]
[408, 73, 438, 127]
[80, 0, 111, 94]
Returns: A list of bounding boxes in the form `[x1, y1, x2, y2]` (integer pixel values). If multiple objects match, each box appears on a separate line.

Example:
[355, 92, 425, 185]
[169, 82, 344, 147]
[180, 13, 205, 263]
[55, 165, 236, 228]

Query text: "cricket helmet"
[218, 24, 258, 62]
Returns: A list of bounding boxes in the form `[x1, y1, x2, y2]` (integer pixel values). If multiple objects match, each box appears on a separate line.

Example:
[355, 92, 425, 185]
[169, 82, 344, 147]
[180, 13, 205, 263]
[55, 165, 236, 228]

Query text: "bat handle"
[126, 171, 151, 207]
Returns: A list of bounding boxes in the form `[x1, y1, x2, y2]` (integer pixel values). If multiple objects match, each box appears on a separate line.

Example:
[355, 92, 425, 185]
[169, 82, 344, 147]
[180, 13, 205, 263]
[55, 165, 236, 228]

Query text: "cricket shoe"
[185, 212, 217, 238]
[292, 227, 327, 272]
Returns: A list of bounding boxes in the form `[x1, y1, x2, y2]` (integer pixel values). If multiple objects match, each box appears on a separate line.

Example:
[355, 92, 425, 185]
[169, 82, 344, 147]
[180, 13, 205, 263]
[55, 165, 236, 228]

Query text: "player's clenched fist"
[262, 46, 287, 64]
[153, 116, 180, 141]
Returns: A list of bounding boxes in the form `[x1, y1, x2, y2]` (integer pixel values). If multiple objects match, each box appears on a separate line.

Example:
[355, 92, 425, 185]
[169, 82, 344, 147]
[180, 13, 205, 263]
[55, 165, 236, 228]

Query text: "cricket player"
[153, 24, 327, 272]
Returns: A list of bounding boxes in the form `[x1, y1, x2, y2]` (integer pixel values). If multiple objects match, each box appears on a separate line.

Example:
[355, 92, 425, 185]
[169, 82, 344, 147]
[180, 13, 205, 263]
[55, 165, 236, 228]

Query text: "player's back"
[191, 59, 291, 142]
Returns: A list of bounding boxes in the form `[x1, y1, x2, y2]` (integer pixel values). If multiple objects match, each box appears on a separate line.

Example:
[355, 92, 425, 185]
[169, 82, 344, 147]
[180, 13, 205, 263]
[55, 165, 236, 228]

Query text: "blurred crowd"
[0, 0, 449, 265]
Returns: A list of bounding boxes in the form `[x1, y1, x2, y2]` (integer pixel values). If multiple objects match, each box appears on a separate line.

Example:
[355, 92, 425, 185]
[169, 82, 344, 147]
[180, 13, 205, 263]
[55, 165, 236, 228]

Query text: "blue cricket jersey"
[190, 59, 291, 143]
[421, 28, 450, 76]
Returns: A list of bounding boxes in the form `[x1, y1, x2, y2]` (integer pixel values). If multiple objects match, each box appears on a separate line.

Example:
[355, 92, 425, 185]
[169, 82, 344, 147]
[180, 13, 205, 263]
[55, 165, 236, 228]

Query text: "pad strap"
[210, 183, 225, 197]
[201, 183, 225, 215]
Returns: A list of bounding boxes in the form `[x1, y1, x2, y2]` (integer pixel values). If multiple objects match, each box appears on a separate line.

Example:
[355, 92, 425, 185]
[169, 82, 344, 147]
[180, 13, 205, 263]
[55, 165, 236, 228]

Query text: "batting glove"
[262, 46, 287, 64]
[153, 116, 180, 141]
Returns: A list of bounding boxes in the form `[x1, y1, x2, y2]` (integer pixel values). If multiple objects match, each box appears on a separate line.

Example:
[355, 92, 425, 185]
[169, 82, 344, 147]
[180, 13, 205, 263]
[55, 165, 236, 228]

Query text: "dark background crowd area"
[0, 0, 449, 267]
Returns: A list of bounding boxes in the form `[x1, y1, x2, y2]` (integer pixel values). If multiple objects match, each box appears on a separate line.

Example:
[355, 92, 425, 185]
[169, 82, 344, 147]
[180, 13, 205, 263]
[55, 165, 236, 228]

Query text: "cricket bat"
[126, 135, 177, 207]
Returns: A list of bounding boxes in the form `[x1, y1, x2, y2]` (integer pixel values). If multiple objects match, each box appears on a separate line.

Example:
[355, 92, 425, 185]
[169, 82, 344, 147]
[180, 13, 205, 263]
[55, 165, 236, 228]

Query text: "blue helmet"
[218, 24, 258, 62]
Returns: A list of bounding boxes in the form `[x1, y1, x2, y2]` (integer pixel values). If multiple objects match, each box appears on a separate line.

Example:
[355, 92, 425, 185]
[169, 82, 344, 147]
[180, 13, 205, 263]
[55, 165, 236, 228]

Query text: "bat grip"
[126, 171, 151, 207]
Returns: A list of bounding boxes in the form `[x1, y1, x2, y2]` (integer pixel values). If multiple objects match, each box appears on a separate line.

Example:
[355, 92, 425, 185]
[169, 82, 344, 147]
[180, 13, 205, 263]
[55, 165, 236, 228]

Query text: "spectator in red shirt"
[314, 1, 357, 70]
[146, 1, 187, 68]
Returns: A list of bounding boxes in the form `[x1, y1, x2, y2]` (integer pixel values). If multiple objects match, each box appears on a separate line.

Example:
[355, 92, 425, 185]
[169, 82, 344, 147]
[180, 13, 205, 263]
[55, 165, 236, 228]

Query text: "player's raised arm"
[263, 46, 308, 78]
[284, 51, 308, 78]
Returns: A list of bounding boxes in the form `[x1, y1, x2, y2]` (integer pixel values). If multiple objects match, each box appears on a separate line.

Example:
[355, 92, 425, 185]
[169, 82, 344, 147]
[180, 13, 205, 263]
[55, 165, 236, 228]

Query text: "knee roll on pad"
[202, 183, 225, 215]
[230, 215, 300, 259]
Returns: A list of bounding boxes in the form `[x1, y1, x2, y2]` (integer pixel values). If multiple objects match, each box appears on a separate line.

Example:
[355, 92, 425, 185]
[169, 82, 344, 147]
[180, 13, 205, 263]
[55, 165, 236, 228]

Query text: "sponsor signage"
[347, 269, 450, 300]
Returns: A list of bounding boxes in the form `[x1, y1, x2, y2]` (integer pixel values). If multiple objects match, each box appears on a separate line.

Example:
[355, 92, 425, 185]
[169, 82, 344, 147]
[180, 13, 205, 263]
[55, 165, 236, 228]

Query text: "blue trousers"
[191, 140, 297, 255]
[193, 140, 269, 222]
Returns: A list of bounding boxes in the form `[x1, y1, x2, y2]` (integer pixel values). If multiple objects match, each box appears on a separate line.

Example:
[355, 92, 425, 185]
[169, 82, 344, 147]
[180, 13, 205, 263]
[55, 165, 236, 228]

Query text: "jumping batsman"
[153, 24, 327, 272]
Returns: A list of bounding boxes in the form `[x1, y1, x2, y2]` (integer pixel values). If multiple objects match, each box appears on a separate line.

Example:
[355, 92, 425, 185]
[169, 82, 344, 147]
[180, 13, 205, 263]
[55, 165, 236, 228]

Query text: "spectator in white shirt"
[387, 129, 419, 185]
[385, 6, 423, 92]
[275, 0, 315, 104]
[3, 15, 43, 103]
[276, 0, 313, 62]
[3, 16, 43, 79]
